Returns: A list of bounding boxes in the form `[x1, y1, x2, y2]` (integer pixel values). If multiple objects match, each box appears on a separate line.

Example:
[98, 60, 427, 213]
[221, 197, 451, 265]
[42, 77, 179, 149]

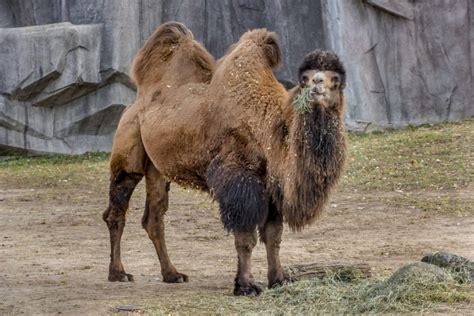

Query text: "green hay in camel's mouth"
[292, 87, 313, 113]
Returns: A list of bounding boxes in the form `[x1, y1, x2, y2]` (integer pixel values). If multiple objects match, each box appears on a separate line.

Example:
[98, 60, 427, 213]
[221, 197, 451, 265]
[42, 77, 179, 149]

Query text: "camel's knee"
[261, 226, 282, 248]
[103, 206, 126, 228]
[109, 171, 142, 201]
[102, 206, 111, 223]
[259, 205, 283, 243]
[141, 212, 162, 237]
[237, 238, 257, 253]
[234, 231, 257, 253]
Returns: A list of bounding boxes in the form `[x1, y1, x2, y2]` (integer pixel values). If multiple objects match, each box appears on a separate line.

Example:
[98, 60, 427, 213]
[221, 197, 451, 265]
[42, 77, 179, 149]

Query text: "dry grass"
[135, 267, 472, 315]
[292, 87, 313, 113]
[343, 120, 473, 193]
[0, 153, 109, 190]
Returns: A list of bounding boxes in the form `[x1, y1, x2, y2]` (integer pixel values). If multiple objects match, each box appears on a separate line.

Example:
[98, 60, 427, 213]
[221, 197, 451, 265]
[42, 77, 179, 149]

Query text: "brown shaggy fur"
[103, 22, 346, 296]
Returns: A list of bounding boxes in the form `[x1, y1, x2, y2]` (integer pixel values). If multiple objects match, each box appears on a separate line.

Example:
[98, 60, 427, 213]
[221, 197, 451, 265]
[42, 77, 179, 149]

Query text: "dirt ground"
[1, 181, 472, 315]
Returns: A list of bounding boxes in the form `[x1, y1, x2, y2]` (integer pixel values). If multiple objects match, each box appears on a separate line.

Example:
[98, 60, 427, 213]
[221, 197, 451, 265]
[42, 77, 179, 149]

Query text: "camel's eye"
[331, 76, 341, 89]
[301, 75, 309, 85]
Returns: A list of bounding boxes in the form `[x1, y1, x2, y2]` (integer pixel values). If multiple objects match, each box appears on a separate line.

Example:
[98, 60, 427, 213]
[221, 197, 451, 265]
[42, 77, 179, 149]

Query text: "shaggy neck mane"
[279, 91, 346, 230]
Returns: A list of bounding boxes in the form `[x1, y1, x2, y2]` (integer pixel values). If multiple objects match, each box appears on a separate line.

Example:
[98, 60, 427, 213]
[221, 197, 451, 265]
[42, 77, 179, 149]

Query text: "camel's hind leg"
[142, 163, 188, 283]
[103, 170, 142, 281]
[103, 104, 146, 282]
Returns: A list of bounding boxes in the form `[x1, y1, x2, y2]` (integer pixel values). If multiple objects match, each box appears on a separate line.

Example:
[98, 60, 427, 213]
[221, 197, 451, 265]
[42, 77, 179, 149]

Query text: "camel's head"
[294, 50, 345, 111]
[300, 70, 343, 106]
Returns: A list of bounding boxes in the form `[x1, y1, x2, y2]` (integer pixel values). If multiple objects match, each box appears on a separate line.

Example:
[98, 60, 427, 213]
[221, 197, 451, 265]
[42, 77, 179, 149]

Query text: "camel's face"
[300, 70, 343, 107]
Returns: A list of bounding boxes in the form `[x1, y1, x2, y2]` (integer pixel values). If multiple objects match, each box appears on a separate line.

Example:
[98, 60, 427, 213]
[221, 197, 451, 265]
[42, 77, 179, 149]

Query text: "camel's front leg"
[259, 209, 290, 288]
[233, 230, 262, 296]
[206, 155, 268, 296]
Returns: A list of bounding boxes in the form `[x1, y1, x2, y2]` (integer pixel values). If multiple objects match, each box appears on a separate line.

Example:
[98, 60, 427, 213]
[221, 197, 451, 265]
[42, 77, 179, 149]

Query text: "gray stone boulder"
[422, 252, 474, 282]
[1, 0, 473, 154]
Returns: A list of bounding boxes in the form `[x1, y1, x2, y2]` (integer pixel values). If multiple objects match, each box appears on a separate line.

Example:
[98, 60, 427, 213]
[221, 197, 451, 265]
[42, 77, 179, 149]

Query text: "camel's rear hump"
[130, 22, 193, 87]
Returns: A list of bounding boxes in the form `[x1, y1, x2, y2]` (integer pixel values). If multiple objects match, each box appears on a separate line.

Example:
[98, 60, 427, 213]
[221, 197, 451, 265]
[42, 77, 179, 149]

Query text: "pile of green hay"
[292, 87, 313, 113]
[142, 263, 472, 314]
[256, 263, 471, 314]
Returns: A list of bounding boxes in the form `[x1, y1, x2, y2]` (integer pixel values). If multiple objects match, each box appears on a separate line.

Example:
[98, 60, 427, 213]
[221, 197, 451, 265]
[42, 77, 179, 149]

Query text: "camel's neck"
[289, 105, 345, 178]
[266, 90, 346, 230]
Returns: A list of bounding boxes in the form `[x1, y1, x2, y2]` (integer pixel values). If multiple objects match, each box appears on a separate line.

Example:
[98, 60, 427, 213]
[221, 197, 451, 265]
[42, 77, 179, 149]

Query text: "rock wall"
[1, 0, 472, 154]
[324, 0, 473, 131]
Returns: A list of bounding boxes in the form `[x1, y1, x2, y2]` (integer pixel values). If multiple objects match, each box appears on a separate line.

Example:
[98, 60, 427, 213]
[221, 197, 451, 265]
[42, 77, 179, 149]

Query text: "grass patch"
[134, 265, 472, 315]
[382, 194, 473, 215]
[0, 152, 110, 190]
[0, 152, 109, 168]
[343, 120, 473, 192]
[1, 121, 471, 194]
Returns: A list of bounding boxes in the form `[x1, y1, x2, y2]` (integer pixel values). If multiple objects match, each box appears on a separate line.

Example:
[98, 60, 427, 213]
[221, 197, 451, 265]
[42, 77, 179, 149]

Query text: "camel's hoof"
[268, 273, 292, 289]
[233, 283, 263, 296]
[108, 271, 134, 282]
[162, 271, 189, 283]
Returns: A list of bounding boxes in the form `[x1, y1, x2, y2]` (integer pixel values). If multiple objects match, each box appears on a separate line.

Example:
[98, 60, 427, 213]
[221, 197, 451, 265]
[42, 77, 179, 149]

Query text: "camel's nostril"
[313, 87, 324, 95]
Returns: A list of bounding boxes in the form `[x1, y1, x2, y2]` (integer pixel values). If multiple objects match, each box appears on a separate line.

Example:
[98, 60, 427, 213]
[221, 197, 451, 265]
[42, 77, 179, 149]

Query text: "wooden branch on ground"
[285, 263, 372, 282]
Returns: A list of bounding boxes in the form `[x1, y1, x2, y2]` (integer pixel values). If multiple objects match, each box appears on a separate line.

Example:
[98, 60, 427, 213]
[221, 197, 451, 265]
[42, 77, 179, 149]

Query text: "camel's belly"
[140, 114, 219, 190]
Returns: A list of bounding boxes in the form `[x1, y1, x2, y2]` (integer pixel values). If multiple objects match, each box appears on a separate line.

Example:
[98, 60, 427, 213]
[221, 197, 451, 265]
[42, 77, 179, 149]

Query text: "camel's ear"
[262, 33, 282, 68]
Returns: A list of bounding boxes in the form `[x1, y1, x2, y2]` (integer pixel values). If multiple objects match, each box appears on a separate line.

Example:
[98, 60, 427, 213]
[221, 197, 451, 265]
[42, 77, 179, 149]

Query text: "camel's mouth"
[310, 89, 341, 109]
[310, 91, 324, 99]
[293, 87, 328, 113]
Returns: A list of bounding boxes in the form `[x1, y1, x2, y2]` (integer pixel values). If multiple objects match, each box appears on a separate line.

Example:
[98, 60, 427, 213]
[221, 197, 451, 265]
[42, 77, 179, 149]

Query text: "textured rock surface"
[1, 0, 473, 154]
[325, 0, 473, 131]
[422, 252, 474, 282]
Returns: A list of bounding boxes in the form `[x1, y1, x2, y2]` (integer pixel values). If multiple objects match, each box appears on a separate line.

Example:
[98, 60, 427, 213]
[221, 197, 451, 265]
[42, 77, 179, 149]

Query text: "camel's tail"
[130, 22, 193, 87]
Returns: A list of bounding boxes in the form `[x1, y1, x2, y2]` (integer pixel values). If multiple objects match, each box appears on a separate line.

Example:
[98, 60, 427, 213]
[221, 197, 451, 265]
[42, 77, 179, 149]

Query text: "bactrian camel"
[103, 22, 346, 296]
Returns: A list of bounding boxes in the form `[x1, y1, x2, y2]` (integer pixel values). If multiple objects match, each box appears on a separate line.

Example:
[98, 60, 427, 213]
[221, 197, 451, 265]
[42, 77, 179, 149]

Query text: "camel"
[103, 22, 346, 296]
